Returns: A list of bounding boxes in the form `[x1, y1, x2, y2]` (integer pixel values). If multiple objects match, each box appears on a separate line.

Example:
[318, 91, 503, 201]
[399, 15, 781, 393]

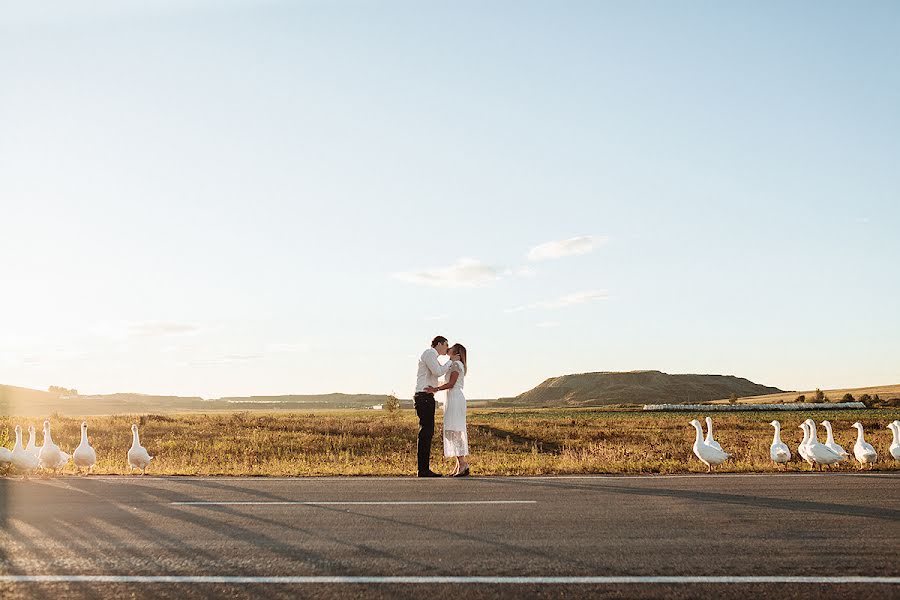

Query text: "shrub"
[842, 393, 855, 402]
[811, 388, 827, 403]
[795, 394, 806, 403]
[728, 393, 739, 405]
[384, 393, 401, 414]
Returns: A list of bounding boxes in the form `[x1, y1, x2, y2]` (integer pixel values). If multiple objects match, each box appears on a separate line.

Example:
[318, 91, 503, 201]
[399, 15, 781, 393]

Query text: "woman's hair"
[450, 343, 467, 374]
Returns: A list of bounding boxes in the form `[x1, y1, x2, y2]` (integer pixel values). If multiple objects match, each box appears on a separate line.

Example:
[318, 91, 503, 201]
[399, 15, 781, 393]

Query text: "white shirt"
[415, 347, 451, 394]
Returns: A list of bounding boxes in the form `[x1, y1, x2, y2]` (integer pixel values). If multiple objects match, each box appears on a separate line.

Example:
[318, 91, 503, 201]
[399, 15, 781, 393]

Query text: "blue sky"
[1, 1, 898, 399]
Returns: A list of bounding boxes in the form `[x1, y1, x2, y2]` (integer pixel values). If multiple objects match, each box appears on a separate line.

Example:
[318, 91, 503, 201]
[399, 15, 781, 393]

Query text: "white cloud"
[126, 321, 201, 337]
[506, 290, 608, 312]
[509, 266, 538, 278]
[393, 258, 501, 288]
[527, 235, 606, 261]
[267, 342, 310, 354]
[186, 354, 263, 367]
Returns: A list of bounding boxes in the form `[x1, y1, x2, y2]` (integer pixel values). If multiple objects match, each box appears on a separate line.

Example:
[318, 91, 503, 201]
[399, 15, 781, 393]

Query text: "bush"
[811, 388, 827, 403]
[384, 393, 401, 414]
[728, 393, 739, 404]
[795, 394, 806, 403]
[858, 393, 880, 408]
[842, 393, 855, 402]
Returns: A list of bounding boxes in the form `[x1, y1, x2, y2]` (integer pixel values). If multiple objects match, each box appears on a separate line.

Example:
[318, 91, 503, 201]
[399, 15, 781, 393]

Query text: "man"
[414, 335, 452, 477]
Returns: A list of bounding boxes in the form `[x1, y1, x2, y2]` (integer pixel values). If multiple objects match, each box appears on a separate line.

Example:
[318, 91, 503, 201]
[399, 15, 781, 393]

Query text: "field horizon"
[3, 407, 898, 477]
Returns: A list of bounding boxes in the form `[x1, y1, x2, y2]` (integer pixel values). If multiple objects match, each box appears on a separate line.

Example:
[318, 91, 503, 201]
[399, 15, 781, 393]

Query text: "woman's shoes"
[453, 467, 470, 477]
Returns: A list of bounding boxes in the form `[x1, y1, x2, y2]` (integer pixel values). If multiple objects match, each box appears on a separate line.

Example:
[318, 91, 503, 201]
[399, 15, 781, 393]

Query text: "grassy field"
[1, 408, 898, 476]
[709, 383, 900, 404]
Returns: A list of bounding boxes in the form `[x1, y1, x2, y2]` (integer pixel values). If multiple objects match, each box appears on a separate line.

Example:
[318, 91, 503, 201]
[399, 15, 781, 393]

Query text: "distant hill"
[707, 383, 900, 407]
[496, 370, 785, 407]
[0, 385, 393, 416]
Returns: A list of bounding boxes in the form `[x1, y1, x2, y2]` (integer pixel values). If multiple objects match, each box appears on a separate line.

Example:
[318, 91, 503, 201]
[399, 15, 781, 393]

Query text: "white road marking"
[0, 575, 897, 584]
[169, 500, 538, 505]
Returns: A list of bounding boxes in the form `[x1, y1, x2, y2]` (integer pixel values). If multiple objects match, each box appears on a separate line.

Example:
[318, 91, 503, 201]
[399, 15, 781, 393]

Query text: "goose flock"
[0, 421, 152, 478]
[691, 417, 900, 472]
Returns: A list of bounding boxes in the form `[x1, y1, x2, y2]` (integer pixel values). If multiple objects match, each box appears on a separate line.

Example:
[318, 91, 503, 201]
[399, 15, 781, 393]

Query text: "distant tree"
[384, 393, 401, 414]
[728, 393, 739, 405]
[873, 394, 881, 405]
[795, 394, 806, 403]
[842, 393, 855, 403]
[858, 393, 874, 408]
[48, 386, 78, 397]
[812, 388, 826, 403]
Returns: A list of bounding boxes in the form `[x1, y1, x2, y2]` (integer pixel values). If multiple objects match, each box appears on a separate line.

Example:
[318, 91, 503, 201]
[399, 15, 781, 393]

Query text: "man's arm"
[423, 349, 451, 377]
[432, 370, 460, 392]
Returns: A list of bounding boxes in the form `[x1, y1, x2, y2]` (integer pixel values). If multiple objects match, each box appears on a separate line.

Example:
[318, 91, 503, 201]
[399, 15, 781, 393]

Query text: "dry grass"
[709, 383, 900, 404]
[1, 408, 898, 476]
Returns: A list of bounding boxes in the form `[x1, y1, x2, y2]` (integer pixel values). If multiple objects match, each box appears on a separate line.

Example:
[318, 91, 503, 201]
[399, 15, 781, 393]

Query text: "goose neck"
[80, 426, 89, 445]
[692, 423, 704, 445]
[855, 426, 865, 445]
[823, 423, 836, 444]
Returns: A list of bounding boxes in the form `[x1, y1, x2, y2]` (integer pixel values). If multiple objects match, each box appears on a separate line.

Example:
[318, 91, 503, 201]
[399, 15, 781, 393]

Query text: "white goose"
[39, 420, 70, 472]
[804, 419, 843, 470]
[127, 424, 152, 475]
[25, 425, 40, 458]
[11, 425, 40, 476]
[887, 422, 900, 461]
[73, 421, 97, 474]
[0, 443, 12, 469]
[704, 416, 723, 452]
[689, 419, 730, 472]
[797, 422, 812, 465]
[820, 420, 849, 459]
[769, 420, 791, 468]
[850, 422, 877, 469]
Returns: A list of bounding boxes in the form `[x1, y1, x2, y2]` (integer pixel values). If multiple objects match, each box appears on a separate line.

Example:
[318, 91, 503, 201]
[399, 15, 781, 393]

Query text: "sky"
[1, 1, 898, 400]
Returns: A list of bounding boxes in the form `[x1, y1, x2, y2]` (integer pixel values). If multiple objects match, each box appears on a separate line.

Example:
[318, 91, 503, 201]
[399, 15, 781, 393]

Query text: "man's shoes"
[453, 467, 470, 477]
[417, 471, 442, 478]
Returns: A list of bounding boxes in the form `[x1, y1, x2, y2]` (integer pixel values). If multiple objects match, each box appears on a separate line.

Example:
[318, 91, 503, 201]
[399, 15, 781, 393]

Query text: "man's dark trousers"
[414, 392, 436, 474]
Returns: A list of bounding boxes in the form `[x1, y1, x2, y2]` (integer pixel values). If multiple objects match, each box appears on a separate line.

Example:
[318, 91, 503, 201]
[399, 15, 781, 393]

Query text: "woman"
[431, 343, 469, 476]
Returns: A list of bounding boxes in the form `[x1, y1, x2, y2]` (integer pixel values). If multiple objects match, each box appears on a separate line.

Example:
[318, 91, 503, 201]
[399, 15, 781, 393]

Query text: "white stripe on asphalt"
[0, 575, 897, 584]
[169, 500, 537, 506]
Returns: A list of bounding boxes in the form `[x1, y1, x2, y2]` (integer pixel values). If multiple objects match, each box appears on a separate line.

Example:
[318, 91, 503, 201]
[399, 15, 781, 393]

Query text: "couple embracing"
[414, 335, 469, 477]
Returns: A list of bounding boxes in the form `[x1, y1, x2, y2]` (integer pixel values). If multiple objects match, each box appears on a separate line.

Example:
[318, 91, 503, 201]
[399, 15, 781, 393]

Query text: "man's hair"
[431, 336, 448, 348]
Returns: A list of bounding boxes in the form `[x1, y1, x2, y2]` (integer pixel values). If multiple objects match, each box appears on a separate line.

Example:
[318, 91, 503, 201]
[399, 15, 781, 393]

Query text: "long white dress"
[442, 360, 468, 457]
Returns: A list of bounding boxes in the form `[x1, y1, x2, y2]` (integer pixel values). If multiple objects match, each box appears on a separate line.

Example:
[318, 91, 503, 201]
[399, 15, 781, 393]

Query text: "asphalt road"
[1, 473, 898, 599]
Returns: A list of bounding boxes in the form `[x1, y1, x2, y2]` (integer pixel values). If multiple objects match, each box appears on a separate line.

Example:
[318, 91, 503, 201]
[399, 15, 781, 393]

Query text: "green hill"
[497, 370, 784, 407]
[0, 385, 392, 416]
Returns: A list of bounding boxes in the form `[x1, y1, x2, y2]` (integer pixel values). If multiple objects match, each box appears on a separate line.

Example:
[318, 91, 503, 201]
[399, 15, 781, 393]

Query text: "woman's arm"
[432, 370, 459, 392]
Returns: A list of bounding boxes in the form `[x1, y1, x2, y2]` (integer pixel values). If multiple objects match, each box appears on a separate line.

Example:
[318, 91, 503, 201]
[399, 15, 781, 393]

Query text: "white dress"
[442, 360, 468, 457]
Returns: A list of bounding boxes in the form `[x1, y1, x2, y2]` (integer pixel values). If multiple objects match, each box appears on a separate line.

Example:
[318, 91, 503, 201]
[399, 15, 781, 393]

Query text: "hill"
[496, 370, 784, 407]
[0, 385, 393, 416]
[707, 383, 900, 407]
